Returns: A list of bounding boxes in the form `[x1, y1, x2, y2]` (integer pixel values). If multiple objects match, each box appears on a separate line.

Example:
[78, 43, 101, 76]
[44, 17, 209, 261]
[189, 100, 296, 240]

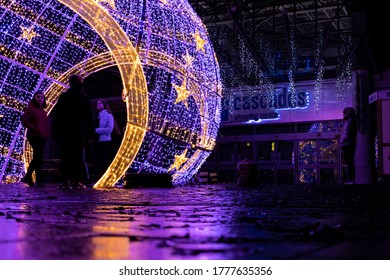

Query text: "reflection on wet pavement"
[0, 183, 389, 259]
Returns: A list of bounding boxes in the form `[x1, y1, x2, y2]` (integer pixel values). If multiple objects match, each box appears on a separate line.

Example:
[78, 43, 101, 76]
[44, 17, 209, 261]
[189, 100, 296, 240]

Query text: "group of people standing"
[21, 74, 116, 189]
[21, 74, 358, 187]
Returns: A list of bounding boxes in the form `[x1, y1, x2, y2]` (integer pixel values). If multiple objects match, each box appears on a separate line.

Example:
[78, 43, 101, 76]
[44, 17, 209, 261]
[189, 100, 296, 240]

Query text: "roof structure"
[188, 0, 353, 87]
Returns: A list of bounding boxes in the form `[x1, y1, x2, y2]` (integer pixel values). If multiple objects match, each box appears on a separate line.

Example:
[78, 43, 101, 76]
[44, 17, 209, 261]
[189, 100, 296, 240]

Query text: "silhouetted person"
[236, 158, 257, 186]
[20, 91, 51, 187]
[340, 107, 357, 185]
[52, 74, 94, 189]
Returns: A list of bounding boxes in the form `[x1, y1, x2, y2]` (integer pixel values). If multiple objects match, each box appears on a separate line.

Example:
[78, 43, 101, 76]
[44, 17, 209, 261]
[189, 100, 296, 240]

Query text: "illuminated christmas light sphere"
[0, 0, 222, 187]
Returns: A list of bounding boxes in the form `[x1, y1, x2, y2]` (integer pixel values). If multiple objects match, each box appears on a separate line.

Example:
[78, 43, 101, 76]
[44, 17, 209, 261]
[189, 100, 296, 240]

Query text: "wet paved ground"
[0, 182, 389, 260]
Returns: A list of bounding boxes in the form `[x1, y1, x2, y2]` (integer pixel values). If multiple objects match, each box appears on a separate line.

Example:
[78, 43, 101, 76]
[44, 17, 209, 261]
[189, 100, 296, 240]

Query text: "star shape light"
[19, 26, 39, 43]
[183, 50, 195, 68]
[193, 30, 205, 52]
[173, 79, 191, 108]
[95, 0, 116, 9]
[168, 149, 189, 172]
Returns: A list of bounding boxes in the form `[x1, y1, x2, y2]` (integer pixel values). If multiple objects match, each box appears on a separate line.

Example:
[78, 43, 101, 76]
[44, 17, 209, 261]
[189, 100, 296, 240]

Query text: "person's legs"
[31, 137, 46, 185]
[59, 137, 73, 186]
[68, 137, 85, 186]
[81, 146, 90, 183]
[23, 153, 35, 185]
[99, 141, 111, 177]
[342, 145, 356, 183]
[93, 141, 110, 180]
[24, 136, 46, 185]
[91, 141, 100, 181]
[349, 145, 356, 182]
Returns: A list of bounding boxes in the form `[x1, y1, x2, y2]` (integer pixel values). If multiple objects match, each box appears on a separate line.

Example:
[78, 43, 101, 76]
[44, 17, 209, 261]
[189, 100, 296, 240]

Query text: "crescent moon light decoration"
[0, 0, 221, 187]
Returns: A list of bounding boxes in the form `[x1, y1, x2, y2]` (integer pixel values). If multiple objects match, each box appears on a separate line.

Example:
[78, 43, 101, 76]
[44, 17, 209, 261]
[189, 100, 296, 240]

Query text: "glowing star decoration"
[95, 0, 116, 9]
[168, 149, 189, 172]
[0, 0, 221, 186]
[19, 26, 39, 43]
[173, 79, 191, 108]
[193, 30, 206, 52]
[160, 0, 168, 5]
[183, 51, 195, 68]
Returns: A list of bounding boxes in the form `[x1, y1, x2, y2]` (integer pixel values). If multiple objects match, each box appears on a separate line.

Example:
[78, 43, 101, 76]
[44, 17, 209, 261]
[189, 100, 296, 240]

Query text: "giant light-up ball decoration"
[0, 0, 222, 187]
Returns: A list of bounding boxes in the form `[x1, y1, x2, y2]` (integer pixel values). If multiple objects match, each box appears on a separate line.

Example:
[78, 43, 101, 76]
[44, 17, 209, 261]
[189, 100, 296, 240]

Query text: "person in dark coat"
[20, 91, 51, 187]
[52, 74, 94, 189]
[340, 107, 357, 185]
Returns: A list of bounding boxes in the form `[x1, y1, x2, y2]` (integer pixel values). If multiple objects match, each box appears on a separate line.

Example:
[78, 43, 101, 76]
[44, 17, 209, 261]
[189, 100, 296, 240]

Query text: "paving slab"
[0, 182, 389, 260]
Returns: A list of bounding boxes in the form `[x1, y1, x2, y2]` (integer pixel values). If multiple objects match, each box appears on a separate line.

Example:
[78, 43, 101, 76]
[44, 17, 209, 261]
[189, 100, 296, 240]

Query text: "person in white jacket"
[92, 98, 114, 180]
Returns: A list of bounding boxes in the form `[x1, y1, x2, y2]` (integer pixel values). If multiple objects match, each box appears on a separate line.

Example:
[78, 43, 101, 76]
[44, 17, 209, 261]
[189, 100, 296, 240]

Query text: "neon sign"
[222, 79, 351, 124]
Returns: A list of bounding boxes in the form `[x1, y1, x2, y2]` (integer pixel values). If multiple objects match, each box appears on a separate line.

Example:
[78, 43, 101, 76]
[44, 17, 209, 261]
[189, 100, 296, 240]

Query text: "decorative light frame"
[0, 0, 222, 187]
